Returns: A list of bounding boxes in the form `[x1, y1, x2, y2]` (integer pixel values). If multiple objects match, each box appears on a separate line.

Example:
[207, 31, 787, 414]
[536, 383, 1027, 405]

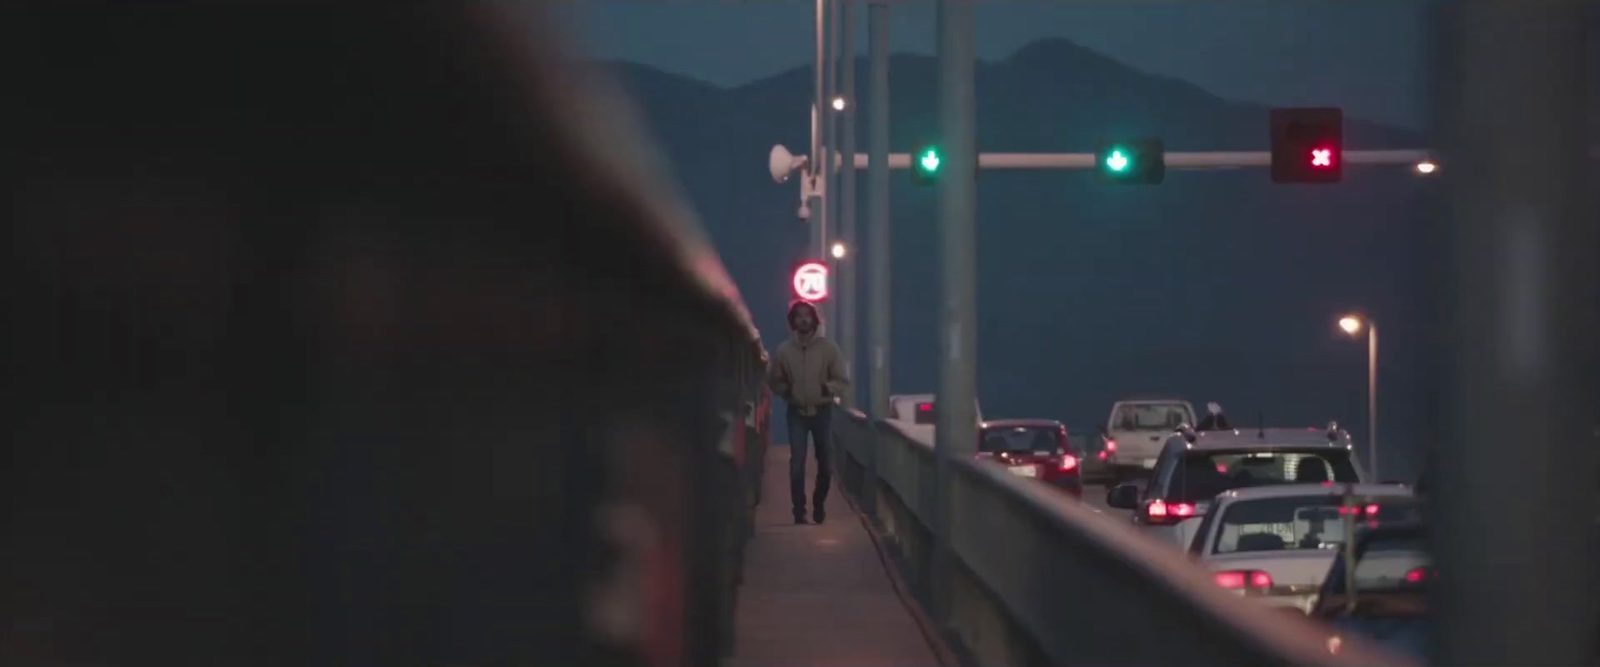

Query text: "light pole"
[809, 0, 827, 265]
[823, 0, 841, 336]
[1338, 314, 1378, 480]
[860, 0, 891, 517]
[838, 0, 858, 408]
[930, 0, 976, 629]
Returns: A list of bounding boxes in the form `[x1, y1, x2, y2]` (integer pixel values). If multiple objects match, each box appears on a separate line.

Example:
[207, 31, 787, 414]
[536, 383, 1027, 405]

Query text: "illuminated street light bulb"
[1338, 315, 1364, 336]
[831, 96, 847, 111]
[830, 241, 847, 259]
[1415, 160, 1437, 175]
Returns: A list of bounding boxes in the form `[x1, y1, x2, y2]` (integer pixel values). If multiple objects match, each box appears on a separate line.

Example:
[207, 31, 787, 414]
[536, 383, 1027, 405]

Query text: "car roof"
[981, 419, 1063, 429]
[891, 394, 935, 403]
[1214, 483, 1413, 503]
[1174, 427, 1351, 451]
[1115, 396, 1191, 404]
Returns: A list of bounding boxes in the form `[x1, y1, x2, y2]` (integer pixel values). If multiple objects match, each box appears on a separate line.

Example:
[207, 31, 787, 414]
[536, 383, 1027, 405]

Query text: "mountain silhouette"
[590, 38, 1437, 477]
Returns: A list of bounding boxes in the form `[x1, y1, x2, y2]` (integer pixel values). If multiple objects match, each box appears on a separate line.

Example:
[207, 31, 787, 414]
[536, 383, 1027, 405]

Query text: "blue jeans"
[786, 404, 833, 516]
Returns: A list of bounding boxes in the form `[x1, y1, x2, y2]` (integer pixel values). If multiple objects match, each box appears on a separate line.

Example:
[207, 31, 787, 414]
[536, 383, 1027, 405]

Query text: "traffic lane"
[1082, 482, 1134, 522]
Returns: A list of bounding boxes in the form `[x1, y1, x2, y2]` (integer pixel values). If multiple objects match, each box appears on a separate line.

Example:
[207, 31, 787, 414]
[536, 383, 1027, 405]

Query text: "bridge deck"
[729, 444, 948, 667]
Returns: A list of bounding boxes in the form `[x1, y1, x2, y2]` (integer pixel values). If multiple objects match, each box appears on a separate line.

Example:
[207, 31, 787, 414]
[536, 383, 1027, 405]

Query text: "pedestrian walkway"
[728, 444, 950, 667]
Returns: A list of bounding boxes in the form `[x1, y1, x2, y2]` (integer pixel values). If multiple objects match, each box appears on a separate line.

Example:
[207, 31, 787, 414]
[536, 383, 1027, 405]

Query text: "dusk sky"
[557, 1, 1433, 130]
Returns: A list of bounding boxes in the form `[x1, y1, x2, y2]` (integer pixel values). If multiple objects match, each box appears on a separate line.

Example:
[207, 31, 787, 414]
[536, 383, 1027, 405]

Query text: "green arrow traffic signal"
[1095, 138, 1165, 184]
[912, 143, 941, 185]
[1105, 149, 1131, 172]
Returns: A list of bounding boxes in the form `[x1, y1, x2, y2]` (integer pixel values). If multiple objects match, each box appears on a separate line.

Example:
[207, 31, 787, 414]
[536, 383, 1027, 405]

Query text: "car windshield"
[1112, 403, 1190, 431]
[1168, 448, 1361, 503]
[1212, 495, 1351, 554]
[980, 426, 1063, 454]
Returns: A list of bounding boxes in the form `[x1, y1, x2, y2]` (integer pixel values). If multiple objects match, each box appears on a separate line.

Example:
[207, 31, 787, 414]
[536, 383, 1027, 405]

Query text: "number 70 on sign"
[792, 261, 829, 302]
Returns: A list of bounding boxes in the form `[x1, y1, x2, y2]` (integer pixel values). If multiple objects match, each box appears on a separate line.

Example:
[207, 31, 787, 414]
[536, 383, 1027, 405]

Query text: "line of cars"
[885, 392, 1430, 658]
[1097, 408, 1428, 660]
[887, 393, 1083, 497]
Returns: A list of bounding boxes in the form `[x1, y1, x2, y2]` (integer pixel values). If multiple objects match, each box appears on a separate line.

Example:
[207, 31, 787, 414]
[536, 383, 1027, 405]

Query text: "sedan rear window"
[1212, 495, 1350, 554]
[980, 426, 1064, 454]
[1167, 448, 1361, 503]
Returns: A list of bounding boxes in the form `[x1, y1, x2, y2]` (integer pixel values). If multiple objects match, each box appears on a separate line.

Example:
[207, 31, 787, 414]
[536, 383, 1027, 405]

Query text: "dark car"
[1071, 428, 1116, 485]
[976, 419, 1082, 497]
[1105, 426, 1366, 549]
[1310, 522, 1430, 662]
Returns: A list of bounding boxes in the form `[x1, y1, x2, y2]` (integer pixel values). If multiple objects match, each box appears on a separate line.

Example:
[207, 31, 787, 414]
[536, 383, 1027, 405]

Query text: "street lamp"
[1415, 160, 1437, 175]
[830, 241, 848, 259]
[831, 95, 847, 111]
[1337, 314, 1379, 480]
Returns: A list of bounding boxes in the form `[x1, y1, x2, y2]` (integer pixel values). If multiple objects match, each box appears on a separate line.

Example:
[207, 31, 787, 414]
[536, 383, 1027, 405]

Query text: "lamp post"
[1338, 314, 1378, 480]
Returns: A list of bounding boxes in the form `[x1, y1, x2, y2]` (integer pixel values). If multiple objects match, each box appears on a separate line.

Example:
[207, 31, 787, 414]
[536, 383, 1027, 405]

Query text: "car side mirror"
[1106, 482, 1141, 510]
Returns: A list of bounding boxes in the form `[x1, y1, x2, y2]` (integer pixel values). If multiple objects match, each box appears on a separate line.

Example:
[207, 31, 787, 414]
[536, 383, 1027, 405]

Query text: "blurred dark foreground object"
[1, 5, 765, 667]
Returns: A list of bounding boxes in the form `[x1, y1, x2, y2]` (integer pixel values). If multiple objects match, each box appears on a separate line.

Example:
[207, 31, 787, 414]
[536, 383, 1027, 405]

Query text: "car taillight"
[1337, 504, 1382, 517]
[1146, 499, 1196, 524]
[1059, 455, 1078, 472]
[1403, 566, 1432, 583]
[1097, 450, 1108, 460]
[1104, 439, 1117, 452]
[1214, 569, 1273, 590]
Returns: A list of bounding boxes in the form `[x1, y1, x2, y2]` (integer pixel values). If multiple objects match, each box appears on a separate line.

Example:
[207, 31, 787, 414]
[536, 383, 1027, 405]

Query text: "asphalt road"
[1081, 482, 1134, 523]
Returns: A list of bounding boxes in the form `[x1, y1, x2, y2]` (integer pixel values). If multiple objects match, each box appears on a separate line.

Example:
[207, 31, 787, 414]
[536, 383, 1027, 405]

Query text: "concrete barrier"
[834, 409, 1413, 667]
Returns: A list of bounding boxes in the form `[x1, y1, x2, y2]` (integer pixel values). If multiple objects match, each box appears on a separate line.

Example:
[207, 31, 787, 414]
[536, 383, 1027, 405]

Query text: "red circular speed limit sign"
[792, 262, 829, 302]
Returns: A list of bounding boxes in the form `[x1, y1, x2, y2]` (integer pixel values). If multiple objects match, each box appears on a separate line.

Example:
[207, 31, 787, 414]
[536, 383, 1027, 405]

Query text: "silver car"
[1184, 483, 1416, 614]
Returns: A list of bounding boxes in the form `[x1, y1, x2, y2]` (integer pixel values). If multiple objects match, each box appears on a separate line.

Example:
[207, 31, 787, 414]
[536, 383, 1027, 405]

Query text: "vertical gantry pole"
[809, 0, 826, 264]
[839, 0, 859, 408]
[863, 1, 891, 516]
[930, 0, 977, 628]
[1433, 2, 1597, 664]
[821, 0, 841, 334]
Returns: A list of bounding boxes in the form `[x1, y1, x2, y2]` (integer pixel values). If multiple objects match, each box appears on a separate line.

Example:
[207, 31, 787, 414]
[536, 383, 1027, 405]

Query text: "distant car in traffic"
[1105, 424, 1369, 549]
[1098, 397, 1197, 477]
[1184, 483, 1415, 614]
[1309, 522, 1431, 662]
[975, 419, 1082, 497]
[1070, 428, 1116, 485]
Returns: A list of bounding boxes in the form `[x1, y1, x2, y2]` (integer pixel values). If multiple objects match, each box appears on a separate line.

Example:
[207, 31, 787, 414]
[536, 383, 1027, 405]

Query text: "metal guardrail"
[834, 409, 1412, 667]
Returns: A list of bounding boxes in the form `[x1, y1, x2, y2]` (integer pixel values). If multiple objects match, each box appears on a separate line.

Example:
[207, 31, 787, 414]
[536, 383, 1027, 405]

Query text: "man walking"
[768, 300, 850, 524]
